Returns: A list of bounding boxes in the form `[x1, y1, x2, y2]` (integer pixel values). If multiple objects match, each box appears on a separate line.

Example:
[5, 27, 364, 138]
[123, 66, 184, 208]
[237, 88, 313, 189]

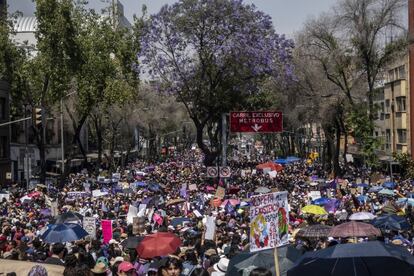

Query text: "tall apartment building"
[373, 55, 410, 157]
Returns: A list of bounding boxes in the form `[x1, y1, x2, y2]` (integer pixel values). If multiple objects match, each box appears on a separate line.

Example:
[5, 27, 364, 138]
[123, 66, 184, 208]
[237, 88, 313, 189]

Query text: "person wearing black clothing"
[44, 243, 65, 266]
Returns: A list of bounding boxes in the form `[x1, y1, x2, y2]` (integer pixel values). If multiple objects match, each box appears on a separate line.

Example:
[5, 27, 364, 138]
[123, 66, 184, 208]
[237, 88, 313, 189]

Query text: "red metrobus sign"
[230, 111, 283, 133]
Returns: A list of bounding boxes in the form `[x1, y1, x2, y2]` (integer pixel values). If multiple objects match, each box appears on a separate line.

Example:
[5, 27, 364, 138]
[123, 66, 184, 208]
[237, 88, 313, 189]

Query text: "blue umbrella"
[148, 183, 161, 192]
[378, 189, 395, 196]
[357, 195, 368, 204]
[371, 215, 411, 231]
[40, 223, 89, 243]
[398, 198, 414, 206]
[356, 183, 369, 188]
[312, 197, 330, 206]
[368, 186, 383, 193]
[274, 159, 289, 165]
[135, 181, 147, 187]
[286, 156, 301, 162]
[383, 182, 396, 189]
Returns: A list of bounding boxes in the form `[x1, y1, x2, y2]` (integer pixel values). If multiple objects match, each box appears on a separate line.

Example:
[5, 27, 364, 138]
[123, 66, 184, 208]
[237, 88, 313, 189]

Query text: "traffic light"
[32, 107, 42, 128]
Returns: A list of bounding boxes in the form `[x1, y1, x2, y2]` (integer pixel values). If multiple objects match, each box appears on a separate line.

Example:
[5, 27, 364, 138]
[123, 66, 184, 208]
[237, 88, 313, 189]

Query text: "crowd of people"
[0, 149, 412, 275]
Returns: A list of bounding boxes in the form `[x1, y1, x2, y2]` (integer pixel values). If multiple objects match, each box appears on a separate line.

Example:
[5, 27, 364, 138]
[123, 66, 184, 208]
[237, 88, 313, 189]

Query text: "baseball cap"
[118, 261, 135, 273]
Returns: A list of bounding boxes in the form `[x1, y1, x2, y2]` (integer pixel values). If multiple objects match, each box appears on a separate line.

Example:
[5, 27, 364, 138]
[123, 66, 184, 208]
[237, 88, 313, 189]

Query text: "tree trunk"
[334, 119, 341, 177]
[194, 120, 217, 166]
[92, 115, 103, 172]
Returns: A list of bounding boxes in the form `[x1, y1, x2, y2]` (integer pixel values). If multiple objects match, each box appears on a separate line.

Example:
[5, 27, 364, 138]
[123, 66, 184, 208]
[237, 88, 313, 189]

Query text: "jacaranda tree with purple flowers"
[139, 0, 294, 164]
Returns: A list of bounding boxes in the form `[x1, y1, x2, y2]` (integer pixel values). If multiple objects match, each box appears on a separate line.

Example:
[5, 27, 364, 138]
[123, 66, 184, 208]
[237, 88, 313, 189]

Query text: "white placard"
[267, 171, 277, 178]
[51, 201, 59, 217]
[309, 191, 321, 200]
[0, 193, 10, 202]
[127, 205, 138, 224]
[204, 216, 216, 241]
[249, 191, 289, 252]
[83, 217, 96, 239]
[92, 189, 108, 197]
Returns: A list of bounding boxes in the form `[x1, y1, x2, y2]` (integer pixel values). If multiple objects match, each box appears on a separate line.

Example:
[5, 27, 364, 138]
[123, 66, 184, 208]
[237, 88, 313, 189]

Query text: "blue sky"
[10, 0, 337, 36]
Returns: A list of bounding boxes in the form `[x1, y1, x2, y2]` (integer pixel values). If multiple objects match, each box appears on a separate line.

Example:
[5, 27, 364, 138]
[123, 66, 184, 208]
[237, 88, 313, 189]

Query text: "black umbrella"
[371, 215, 411, 231]
[121, 236, 144, 249]
[287, 241, 414, 276]
[227, 246, 302, 276]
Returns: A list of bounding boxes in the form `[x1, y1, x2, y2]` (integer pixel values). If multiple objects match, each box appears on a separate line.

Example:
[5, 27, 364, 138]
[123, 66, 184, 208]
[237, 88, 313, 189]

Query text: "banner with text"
[249, 191, 289, 252]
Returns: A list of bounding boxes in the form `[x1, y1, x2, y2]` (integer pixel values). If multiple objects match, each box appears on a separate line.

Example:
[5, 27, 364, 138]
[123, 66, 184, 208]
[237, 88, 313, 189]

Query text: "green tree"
[65, 4, 140, 171]
[4, 0, 82, 182]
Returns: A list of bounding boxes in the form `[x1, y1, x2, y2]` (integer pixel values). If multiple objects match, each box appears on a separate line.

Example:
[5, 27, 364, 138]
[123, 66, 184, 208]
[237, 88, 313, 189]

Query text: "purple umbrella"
[40, 208, 52, 217]
[324, 199, 339, 213]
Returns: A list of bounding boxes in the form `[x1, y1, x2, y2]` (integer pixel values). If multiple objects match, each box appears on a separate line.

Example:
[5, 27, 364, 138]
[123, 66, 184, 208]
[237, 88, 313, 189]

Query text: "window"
[397, 129, 407, 144]
[375, 131, 379, 137]
[385, 99, 390, 113]
[0, 98, 6, 120]
[396, 96, 406, 112]
[399, 65, 406, 79]
[388, 69, 394, 82]
[380, 102, 385, 113]
[0, 136, 7, 158]
[386, 129, 391, 144]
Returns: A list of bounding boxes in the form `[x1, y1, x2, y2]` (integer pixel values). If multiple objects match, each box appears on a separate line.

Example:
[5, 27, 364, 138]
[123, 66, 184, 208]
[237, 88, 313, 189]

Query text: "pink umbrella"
[220, 199, 240, 207]
[206, 186, 215, 191]
[28, 191, 41, 198]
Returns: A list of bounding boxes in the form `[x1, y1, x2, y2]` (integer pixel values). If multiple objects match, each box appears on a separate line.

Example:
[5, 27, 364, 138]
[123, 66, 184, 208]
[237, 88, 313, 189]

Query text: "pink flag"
[153, 213, 163, 226]
[101, 220, 112, 244]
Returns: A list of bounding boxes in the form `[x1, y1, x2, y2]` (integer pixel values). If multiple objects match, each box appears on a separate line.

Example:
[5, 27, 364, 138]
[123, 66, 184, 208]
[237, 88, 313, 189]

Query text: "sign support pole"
[273, 247, 280, 276]
[221, 113, 228, 188]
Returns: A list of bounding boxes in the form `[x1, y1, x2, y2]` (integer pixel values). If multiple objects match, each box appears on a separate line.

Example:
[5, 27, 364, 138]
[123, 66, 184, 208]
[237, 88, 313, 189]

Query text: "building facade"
[0, 81, 11, 187]
[373, 55, 410, 157]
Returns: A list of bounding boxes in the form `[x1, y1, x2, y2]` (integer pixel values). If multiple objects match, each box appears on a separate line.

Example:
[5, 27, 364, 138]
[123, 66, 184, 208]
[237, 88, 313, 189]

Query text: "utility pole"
[60, 98, 64, 174]
[25, 106, 29, 191]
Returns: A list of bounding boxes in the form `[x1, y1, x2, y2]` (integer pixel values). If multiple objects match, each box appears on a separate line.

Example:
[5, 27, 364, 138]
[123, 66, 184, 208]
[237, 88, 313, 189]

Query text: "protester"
[0, 149, 413, 275]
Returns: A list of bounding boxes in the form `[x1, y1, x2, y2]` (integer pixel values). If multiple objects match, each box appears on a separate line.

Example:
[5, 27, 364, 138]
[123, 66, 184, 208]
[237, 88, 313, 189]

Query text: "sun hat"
[96, 256, 109, 267]
[212, 258, 229, 276]
[110, 256, 124, 266]
[118, 261, 135, 273]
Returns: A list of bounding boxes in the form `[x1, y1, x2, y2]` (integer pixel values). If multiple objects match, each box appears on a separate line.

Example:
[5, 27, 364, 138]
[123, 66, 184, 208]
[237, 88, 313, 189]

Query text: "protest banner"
[127, 205, 138, 224]
[215, 187, 226, 199]
[189, 184, 197, 191]
[101, 220, 112, 244]
[0, 193, 9, 202]
[83, 217, 96, 239]
[67, 191, 90, 198]
[138, 204, 147, 217]
[309, 191, 321, 201]
[249, 191, 289, 252]
[204, 216, 216, 240]
[92, 189, 108, 197]
[51, 201, 59, 217]
[267, 171, 277, 179]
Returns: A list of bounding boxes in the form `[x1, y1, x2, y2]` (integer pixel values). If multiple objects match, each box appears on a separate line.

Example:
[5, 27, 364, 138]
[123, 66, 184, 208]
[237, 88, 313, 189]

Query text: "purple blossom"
[138, 0, 294, 108]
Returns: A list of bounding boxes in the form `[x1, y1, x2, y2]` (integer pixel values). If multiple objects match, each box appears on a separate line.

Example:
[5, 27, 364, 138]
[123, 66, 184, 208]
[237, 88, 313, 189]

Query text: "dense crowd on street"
[0, 149, 413, 276]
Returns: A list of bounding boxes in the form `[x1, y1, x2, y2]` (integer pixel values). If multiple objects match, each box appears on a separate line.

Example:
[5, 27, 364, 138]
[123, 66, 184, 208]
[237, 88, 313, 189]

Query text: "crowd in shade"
[0, 149, 414, 276]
